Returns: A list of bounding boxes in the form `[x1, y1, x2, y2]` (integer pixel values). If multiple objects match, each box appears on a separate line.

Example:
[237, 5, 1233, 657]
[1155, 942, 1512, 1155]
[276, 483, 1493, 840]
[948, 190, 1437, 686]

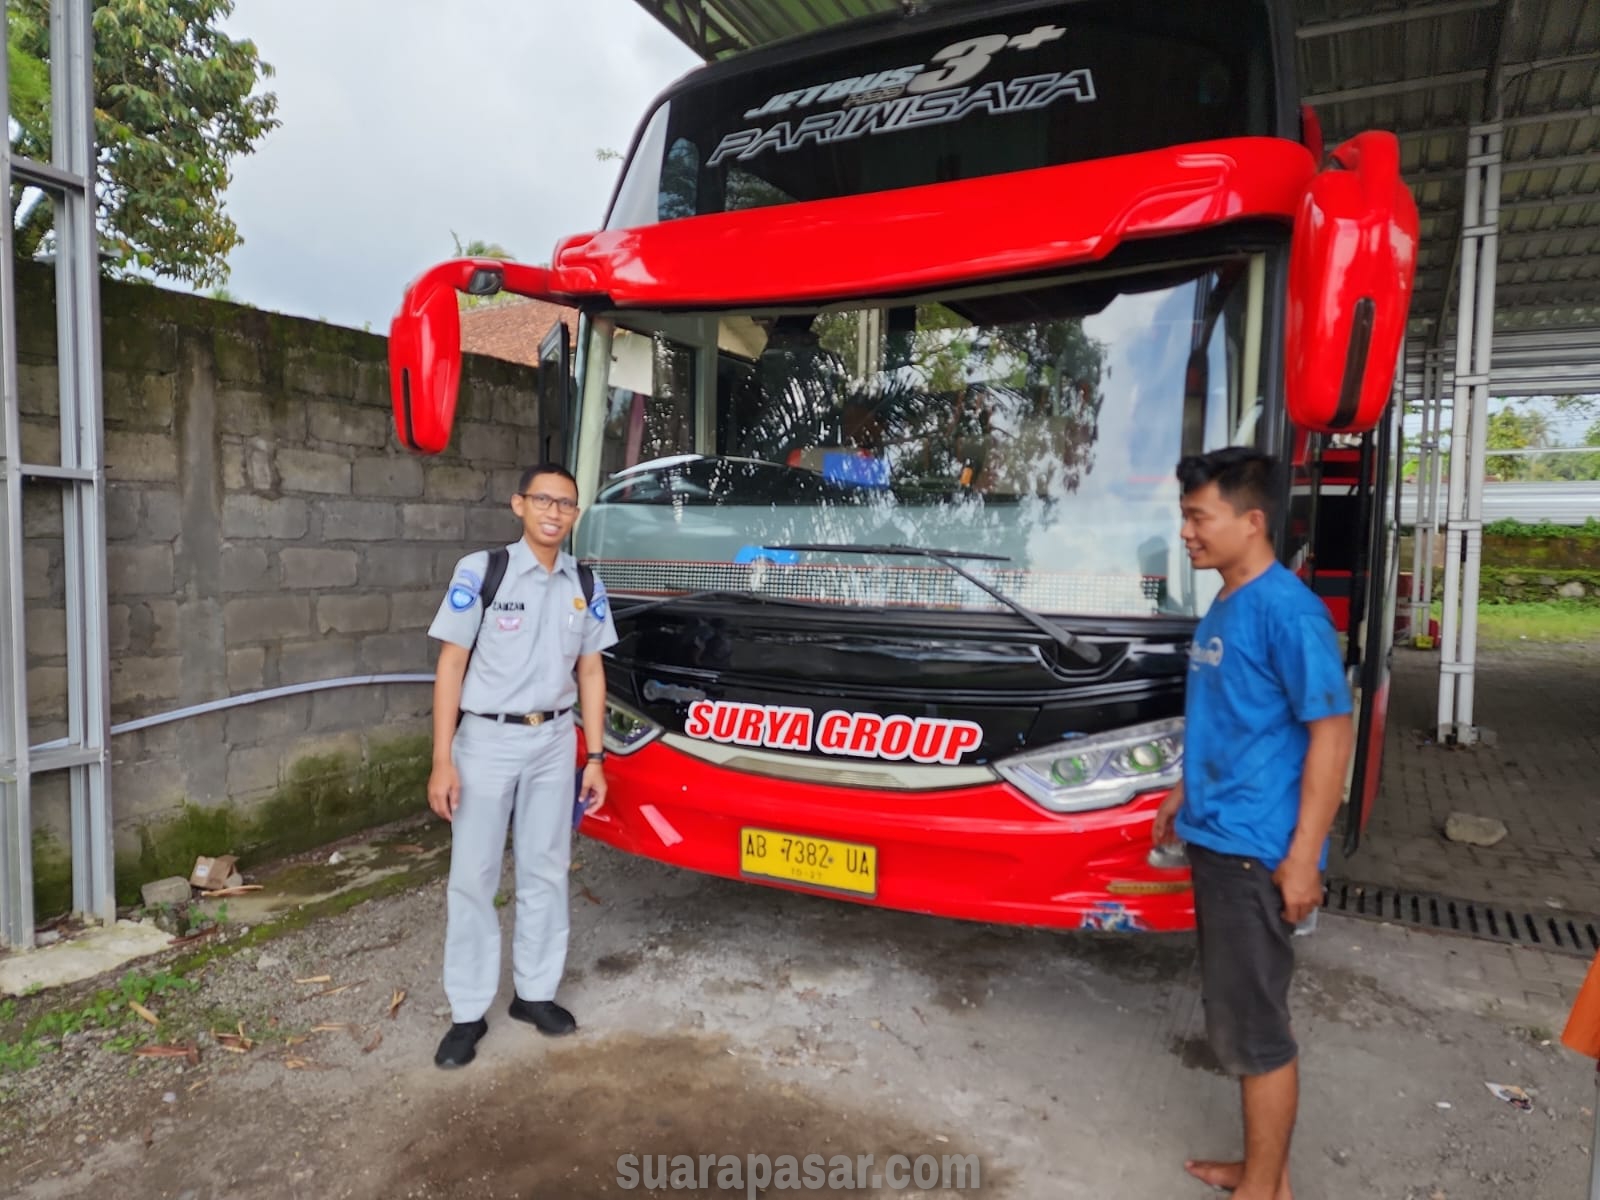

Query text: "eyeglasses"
[521, 492, 578, 513]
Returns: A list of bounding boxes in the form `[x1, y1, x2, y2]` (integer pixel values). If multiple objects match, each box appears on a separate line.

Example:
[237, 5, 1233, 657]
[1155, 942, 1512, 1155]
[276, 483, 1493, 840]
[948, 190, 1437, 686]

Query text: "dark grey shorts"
[1188, 844, 1299, 1077]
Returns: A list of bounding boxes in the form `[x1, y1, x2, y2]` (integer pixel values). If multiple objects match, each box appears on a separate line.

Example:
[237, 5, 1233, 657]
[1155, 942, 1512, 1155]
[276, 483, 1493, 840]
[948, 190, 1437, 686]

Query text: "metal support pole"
[1419, 349, 1444, 645]
[1454, 124, 1501, 739]
[1407, 357, 1431, 640]
[1437, 133, 1482, 740]
[0, 0, 111, 947]
[1436, 122, 1501, 744]
[1411, 351, 1441, 644]
[1402, 349, 1423, 642]
[0, 5, 36, 950]
[55, 0, 114, 924]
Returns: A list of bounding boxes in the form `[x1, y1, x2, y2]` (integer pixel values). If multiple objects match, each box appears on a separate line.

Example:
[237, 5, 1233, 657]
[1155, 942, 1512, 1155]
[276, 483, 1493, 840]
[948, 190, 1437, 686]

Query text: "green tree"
[1567, 420, 1600, 482]
[1485, 404, 1549, 480]
[1554, 394, 1600, 422]
[8, 0, 278, 287]
[7, 38, 49, 141]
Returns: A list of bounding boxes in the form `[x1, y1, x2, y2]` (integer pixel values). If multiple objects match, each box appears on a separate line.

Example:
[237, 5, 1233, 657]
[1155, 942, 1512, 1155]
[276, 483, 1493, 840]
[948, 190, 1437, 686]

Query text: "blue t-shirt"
[1175, 561, 1353, 869]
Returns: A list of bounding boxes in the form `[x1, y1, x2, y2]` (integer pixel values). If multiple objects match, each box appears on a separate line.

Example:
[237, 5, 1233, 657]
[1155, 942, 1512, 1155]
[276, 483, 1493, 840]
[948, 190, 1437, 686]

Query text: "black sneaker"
[433, 1018, 489, 1068]
[508, 997, 577, 1036]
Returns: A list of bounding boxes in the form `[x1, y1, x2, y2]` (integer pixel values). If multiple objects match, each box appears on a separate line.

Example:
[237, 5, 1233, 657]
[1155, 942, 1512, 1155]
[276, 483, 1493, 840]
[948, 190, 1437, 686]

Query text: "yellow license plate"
[739, 828, 877, 897]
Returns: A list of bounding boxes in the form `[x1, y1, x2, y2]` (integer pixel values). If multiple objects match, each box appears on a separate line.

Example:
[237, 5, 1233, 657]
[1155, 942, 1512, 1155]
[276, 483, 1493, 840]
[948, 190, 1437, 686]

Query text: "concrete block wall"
[14, 263, 542, 871]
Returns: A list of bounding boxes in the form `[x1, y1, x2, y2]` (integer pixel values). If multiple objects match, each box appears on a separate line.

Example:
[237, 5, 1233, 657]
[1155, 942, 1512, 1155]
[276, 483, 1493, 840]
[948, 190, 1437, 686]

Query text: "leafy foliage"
[6, 37, 49, 140]
[727, 305, 1109, 498]
[0, 968, 195, 1073]
[1485, 401, 1600, 481]
[1484, 517, 1600, 540]
[8, 0, 279, 286]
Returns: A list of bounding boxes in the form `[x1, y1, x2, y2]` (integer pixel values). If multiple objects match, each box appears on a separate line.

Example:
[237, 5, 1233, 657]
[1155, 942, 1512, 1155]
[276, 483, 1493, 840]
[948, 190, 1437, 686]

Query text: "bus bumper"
[577, 738, 1195, 934]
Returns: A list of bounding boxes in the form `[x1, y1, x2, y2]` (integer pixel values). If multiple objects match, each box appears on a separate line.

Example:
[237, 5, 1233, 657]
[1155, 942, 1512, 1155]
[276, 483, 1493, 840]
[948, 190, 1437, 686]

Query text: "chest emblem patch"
[497, 616, 523, 632]
[573, 596, 587, 611]
[1188, 636, 1225, 669]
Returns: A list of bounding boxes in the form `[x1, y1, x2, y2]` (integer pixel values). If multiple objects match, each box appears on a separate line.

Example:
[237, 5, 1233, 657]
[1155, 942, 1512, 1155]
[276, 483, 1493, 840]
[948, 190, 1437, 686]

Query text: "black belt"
[466, 708, 572, 727]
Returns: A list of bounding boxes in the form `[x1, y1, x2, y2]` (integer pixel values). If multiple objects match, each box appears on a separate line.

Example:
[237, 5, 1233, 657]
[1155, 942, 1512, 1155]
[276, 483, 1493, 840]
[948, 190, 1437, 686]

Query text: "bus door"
[538, 322, 573, 464]
[1290, 418, 1396, 854]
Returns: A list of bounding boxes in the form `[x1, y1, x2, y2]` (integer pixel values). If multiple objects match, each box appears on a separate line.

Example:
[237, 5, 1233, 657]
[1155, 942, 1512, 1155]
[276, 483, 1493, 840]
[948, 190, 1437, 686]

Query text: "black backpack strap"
[479, 547, 510, 612]
[463, 547, 509, 659]
[576, 562, 595, 605]
[456, 547, 509, 729]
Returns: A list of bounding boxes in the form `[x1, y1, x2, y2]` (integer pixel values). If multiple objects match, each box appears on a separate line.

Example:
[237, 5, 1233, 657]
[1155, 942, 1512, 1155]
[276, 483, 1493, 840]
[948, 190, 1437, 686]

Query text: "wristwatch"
[587, 750, 607, 764]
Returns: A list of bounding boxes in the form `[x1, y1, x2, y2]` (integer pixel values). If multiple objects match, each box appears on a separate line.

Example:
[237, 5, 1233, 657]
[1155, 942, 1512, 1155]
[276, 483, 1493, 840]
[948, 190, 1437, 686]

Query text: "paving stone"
[1331, 644, 1600, 917]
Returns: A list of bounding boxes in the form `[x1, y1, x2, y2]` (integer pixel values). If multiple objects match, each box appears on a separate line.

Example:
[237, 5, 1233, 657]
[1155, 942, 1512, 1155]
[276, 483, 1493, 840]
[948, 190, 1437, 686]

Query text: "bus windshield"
[608, 0, 1275, 228]
[576, 255, 1271, 620]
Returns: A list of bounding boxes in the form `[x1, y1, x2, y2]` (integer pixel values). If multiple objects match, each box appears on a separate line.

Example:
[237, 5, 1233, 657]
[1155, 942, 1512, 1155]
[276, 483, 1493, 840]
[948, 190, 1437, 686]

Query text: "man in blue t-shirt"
[1152, 447, 1354, 1200]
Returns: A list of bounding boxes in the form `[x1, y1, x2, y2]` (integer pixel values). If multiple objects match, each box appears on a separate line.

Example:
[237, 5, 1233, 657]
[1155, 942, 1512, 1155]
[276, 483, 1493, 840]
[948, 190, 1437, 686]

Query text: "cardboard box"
[190, 854, 238, 891]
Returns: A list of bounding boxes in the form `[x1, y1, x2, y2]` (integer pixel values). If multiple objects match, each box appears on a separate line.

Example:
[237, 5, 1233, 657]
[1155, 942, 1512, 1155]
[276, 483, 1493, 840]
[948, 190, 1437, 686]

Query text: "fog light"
[1147, 842, 1189, 870]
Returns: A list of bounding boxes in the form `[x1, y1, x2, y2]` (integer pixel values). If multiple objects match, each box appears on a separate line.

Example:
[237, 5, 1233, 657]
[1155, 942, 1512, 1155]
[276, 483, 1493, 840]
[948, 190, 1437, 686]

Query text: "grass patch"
[1, 844, 449, 1080]
[1431, 600, 1600, 645]
[0, 969, 196, 1073]
[1484, 517, 1600, 540]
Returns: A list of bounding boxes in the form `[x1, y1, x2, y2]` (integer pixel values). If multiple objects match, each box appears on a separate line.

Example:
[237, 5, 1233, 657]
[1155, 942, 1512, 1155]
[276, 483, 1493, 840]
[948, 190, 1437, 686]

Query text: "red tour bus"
[387, 0, 1416, 933]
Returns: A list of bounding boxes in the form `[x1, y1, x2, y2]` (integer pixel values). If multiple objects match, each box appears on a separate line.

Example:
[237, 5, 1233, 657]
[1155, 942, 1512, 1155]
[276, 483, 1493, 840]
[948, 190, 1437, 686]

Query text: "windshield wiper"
[764, 543, 1102, 666]
[613, 589, 883, 618]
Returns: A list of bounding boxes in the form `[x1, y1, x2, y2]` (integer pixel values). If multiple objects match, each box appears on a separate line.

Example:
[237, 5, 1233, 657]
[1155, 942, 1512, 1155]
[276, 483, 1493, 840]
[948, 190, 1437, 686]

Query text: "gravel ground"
[0, 826, 1592, 1199]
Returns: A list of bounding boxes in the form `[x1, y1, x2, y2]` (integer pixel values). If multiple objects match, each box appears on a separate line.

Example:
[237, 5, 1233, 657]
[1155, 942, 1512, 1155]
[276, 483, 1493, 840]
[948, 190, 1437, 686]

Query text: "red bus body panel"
[1285, 130, 1419, 433]
[553, 137, 1314, 307]
[575, 736, 1194, 933]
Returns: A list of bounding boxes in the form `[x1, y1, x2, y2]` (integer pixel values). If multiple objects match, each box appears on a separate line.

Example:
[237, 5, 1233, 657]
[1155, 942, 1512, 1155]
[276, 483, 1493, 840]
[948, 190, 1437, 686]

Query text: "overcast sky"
[214, 0, 699, 331]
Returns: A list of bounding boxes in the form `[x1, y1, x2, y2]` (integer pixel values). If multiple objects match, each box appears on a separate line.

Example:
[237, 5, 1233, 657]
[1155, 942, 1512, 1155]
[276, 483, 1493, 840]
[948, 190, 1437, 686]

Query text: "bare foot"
[1183, 1161, 1293, 1200]
[1185, 1160, 1242, 1191]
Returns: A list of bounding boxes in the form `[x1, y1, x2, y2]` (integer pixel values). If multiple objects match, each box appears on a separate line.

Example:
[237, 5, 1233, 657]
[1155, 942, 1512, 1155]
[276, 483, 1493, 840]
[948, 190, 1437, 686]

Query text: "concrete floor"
[0, 831, 1590, 1200]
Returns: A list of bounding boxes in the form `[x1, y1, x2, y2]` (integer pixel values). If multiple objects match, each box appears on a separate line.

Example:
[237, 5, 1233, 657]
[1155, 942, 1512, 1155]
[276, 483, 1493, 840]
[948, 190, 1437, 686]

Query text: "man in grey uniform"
[425, 462, 619, 1069]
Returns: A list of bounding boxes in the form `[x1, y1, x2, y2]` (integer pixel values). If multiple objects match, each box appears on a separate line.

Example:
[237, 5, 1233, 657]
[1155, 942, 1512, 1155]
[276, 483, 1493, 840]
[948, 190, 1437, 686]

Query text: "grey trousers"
[444, 713, 574, 1023]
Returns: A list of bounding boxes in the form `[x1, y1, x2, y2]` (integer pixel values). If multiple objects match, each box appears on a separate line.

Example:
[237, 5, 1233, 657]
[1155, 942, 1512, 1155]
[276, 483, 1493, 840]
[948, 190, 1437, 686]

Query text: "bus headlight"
[996, 719, 1183, 813]
[574, 699, 663, 756]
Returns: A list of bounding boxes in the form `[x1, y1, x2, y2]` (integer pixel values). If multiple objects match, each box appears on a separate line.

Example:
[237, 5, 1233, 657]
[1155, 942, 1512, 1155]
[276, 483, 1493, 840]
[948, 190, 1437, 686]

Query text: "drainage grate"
[1321, 877, 1600, 959]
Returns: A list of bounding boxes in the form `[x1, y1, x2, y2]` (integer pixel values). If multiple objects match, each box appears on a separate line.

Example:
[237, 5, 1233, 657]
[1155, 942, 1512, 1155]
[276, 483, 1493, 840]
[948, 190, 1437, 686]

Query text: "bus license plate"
[739, 828, 877, 897]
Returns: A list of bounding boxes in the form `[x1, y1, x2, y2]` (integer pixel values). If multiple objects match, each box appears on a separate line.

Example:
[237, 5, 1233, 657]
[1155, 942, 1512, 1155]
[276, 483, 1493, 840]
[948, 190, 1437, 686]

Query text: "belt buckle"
[524, 713, 545, 727]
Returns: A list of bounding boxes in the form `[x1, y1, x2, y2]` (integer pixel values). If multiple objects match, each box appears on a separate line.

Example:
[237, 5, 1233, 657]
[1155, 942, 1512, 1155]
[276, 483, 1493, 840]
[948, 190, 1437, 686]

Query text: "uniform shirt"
[1174, 560, 1352, 870]
[427, 539, 619, 714]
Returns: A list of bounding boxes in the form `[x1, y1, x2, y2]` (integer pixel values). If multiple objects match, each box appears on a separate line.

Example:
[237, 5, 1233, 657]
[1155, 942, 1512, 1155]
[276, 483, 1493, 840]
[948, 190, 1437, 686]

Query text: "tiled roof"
[459, 296, 579, 368]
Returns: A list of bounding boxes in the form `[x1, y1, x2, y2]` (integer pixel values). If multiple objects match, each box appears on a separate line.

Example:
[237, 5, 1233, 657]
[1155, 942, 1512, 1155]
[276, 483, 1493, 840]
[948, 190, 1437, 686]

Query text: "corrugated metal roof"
[1302, 0, 1600, 344]
[630, 0, 1600, 374]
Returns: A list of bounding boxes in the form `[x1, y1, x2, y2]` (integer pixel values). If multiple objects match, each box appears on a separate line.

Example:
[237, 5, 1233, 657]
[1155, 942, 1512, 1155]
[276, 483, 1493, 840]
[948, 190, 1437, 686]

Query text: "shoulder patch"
[590, 594, 609, 621]
[447, 561, 484, 612]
